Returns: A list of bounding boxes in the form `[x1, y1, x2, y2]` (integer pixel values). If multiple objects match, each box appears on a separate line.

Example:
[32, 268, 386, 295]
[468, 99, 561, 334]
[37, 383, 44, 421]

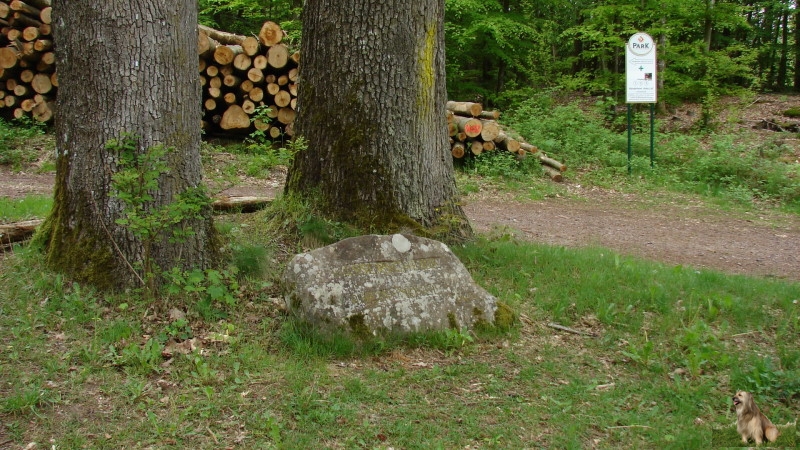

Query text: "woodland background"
[200, 0, 800, 111]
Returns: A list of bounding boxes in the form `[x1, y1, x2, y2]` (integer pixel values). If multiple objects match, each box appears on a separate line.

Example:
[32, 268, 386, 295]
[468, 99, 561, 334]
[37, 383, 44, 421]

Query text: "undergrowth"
[0, 117, 48, 170]
[476, 91, 800, 212]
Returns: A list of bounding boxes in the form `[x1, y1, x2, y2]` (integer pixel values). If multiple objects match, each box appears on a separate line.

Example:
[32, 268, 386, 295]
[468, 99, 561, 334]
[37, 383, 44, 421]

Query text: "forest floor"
[1, 94, 799, 281]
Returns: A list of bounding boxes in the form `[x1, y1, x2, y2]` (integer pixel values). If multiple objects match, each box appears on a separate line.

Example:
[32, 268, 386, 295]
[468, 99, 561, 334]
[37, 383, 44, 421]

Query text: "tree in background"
[445, 0, 555, 107]
[199, 0, 302, 42]
[202, 0, 800, 106]
[42, 1, 215, 291]
[286, 0, 472, 239]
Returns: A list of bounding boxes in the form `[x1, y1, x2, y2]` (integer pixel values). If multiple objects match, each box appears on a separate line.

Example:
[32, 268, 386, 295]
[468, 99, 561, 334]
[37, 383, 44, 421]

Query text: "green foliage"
[157, 318, 193, 343]
[262, 193, 360, 251]
[0, 117, 47, 169]
[501, 93, 800, 208]
[230, 243, 271, 279]
[731, 357, 800, 405]
[239, 130, 302, 177]
[110, 338, 165, 376]
[164, 267, 239, 320]
[679, 135, 800, 206]
[107, 133, 213, 292]
[198, 0, 302, 41]
[783, 107, 800, 118]
[245, 105, 275, 145]
[461, 151, 540, 180]
[279, 318, 481, 359]
[1, 381, 57, 415]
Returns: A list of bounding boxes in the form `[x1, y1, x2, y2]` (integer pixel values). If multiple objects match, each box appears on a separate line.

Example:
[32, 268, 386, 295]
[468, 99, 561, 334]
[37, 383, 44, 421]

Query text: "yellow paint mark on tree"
[416, 21, 436, 116]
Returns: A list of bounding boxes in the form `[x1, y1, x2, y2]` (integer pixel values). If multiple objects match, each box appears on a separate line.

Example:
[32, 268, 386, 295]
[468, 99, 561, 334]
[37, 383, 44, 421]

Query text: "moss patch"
[348, 314, 372, 339]
[494, 301, 517, 330]
[782, 107, 800, 118]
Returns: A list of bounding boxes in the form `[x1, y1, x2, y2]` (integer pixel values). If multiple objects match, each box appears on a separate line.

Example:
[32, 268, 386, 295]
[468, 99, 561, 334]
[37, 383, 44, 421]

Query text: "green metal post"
[627, 104, 632, 175]
[650, 103, 655, 168]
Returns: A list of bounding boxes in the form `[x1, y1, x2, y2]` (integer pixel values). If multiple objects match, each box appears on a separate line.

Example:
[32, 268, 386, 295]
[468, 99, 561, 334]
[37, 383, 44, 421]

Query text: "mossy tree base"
[45, 2, 216, 291]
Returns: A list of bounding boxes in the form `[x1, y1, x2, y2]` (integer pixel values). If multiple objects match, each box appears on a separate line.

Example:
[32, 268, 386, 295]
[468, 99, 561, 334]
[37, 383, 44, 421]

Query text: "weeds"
[0, 117, 47, 169]
[497, 95, 800, 209]
[163, 267, 240, 320]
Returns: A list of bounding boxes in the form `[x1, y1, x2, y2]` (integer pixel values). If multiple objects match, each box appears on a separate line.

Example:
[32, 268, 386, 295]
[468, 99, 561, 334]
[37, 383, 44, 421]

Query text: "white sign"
[626, 32, 657, 103]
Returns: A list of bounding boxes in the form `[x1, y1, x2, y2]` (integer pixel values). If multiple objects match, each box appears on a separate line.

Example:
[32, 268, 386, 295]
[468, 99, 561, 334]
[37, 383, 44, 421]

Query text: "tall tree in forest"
[41, 2, 215, 290]
[795, 8, 800, 91]
[286, 0, 471, 239]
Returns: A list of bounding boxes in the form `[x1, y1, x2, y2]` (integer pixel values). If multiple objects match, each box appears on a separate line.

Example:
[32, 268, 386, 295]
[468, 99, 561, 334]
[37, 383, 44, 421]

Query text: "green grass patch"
[0, 194, 52, 222]
[2, 229, 798, 448]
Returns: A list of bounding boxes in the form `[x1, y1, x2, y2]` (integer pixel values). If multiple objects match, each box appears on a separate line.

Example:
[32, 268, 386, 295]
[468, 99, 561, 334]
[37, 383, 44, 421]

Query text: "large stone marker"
[283, 234, 497, 337]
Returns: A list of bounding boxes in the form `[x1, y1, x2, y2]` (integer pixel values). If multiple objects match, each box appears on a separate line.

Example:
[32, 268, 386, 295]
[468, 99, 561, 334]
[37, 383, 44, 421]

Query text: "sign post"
[625, 32, 657, 174]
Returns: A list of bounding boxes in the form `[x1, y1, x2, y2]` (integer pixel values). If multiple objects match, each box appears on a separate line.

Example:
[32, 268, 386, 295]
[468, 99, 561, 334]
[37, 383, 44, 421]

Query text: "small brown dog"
[732, 391, 779, 445]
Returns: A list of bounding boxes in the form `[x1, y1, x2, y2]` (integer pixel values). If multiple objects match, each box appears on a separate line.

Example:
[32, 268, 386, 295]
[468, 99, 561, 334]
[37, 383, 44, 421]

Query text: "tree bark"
[287, 0, 471, 239]
[44, 1, 215, 290]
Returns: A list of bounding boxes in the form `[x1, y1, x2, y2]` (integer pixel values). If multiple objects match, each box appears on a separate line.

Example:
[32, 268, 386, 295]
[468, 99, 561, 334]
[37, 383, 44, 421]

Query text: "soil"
[2, 95, 799, 281]
[463, 187, 800, 281]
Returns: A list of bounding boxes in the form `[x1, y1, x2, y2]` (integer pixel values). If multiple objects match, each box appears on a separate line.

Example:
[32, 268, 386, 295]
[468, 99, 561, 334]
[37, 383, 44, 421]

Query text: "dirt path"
[2, 168, 798, 281]
[463, 188, 800, 281]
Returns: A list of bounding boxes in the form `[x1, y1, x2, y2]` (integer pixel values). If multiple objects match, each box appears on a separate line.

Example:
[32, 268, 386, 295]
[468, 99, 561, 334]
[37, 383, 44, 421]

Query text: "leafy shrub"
[164, 267, 240, 320]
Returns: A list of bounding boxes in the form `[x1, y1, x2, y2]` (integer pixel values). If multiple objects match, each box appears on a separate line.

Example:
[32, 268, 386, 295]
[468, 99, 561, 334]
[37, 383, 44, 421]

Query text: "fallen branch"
[0, 196, 274, 250]
[212, 195, 272, 213]
[0, 218, 43, 246]
[546, 322, 597, 337]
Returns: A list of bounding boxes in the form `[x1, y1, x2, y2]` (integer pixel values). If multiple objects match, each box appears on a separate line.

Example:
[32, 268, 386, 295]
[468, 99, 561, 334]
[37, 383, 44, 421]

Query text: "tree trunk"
[795, 9, 800, 91]
[287, 0, 471, 239]
[703, 0, 715, 52]
[44, 1, 215, 291]
[777, 10, 789, 91]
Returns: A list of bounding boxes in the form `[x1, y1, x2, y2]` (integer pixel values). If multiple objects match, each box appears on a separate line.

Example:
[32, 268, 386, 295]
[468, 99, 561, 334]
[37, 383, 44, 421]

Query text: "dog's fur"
[732, 391, 779, 445]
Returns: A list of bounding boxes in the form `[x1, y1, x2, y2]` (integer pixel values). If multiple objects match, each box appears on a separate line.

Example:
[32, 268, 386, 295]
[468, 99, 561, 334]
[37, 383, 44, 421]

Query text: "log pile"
[446, 101, 567, 181]
[0, 0, 56, 123]
[0, 9, 299, 137]
[197, 21, 299, 137]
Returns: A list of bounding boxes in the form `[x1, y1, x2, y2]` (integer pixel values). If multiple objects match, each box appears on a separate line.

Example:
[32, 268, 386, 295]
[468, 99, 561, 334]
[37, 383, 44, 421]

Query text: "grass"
[0, 194, 52, 223]
[0, 117, 50, 170]
[1, 229, 797, 448]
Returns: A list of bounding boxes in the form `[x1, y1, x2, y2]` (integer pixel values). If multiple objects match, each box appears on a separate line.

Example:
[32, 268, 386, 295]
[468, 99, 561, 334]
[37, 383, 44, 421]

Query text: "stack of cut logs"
[0, 0, 55, 123]
[447, 101, 566, 181]
[197, 21, 299, 137]
[0, 7, 300, 137]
